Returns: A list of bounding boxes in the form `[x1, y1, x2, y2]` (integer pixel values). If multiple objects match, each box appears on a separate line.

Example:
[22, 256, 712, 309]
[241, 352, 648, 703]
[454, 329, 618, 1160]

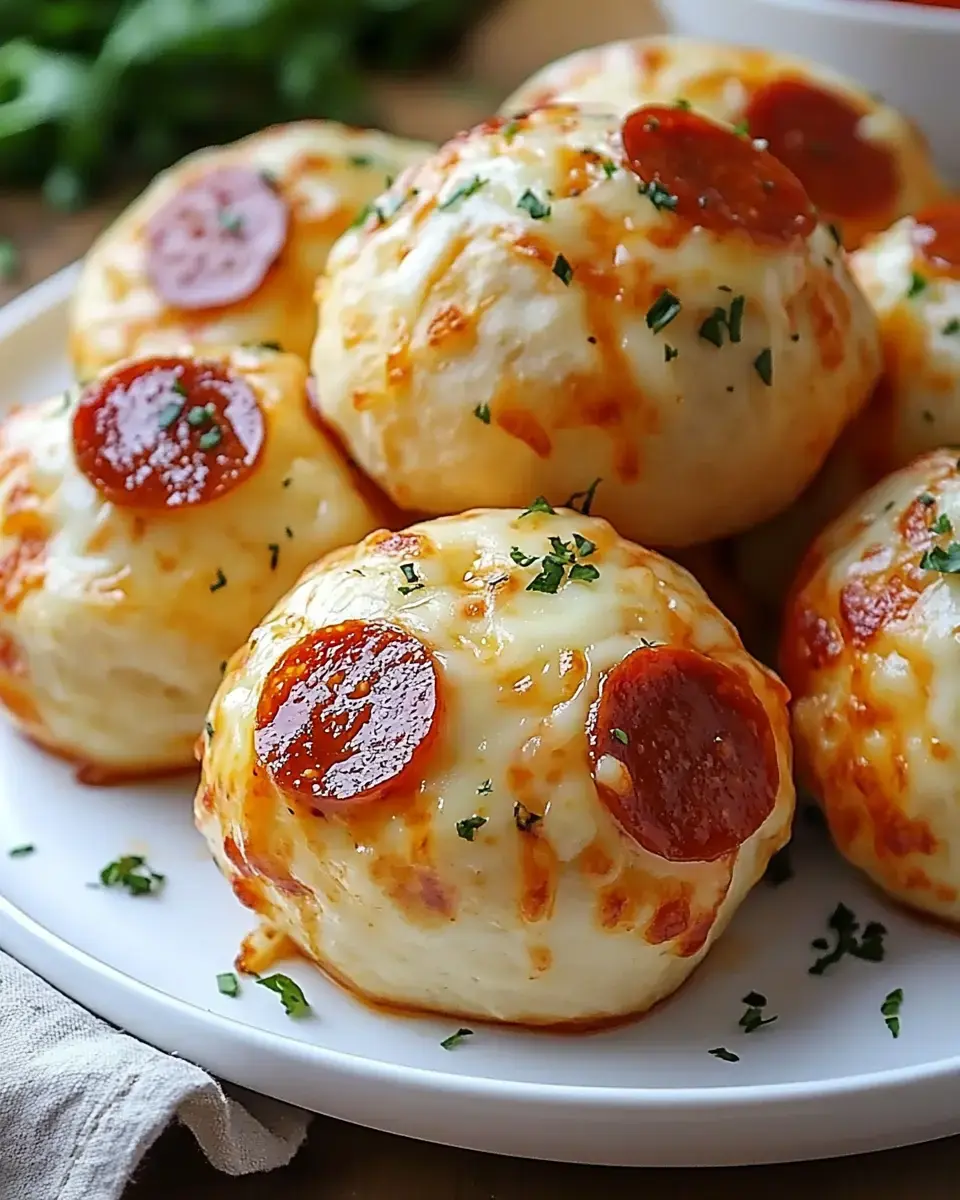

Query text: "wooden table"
[4, 0, 960, 1183]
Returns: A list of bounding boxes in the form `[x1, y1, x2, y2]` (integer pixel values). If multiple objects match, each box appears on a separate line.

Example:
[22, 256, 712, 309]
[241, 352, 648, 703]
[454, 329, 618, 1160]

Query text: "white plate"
[3, 268, 960, 1168]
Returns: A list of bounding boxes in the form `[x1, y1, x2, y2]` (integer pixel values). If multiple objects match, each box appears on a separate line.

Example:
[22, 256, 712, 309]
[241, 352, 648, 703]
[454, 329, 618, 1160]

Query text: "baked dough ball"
[196, 506, 794, 1025]
[70, 121, 432, 380]
[500, 37, 945, 249]
[734, 201, 960, 612]
[312, 102, 881, 548]
[0, 346, 381, 781]
[782, 448, 960, 922]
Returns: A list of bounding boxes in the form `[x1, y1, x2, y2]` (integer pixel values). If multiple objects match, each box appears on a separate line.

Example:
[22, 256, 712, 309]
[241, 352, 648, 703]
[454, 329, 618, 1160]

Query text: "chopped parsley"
[919, 492, 936, 506]
[348, 154, 374, 168]
[157, 400, 183, 429]
[665, 344, 679, 362]
[552, 253, 574, 286]
[210, 569, 227, 592]
[739, 991, 778, 1034]
[612, 728, 629, 745]
[510, 546, 537, 567]
[601, 159, 618, 179]
[198, 425, 222, 451]
[268, 543, 280, 570]
[521, 496, 556, 518]
[699, 295, 746, 347]
[907, 271, 928, 299]
[285, 526, 293, 539]
[674, 97, 692, 110]
[698, 308, 727, 348]
[456, 815, 487, 841]
[709, 1047, 740, 1062]
[527, 554, 567, 594]
[572, 533, 596, 557]
[440, 1027, 474, 1050]
[564, 478, 601, 514]
[727, 294, 745, 342]
[0, 238, 19, 281]
[8, 843, 35, 858]
[257, 973, 310, 1017]
[99, 855, 165, 896]
[638, 637, 664, 649]
[569, 562, 600, 583]
[828, 222, 843, 248]
[920, 542, 960, 573]
[398, 562, 424, 595]
[646, 288, 681, 333]
[523, 533, 600, 593]
[187, 403, 214, 427]
[638, 179, 678, 212]
[809, 903, 887, 975]
[477, 779, 493, 795]
[217, 971, 240, 997]
[517, 189, 551, 220]
[882, 987, 903, 1039]
[350, 201, 377, 229]
[943, 318, 960, 336]
[503, 120, 520, 142]
[753, 347, 773, 387]
[514, 802, 542, 831]
[254, 340, 283, 351]
[473, 402, 491, 424]
[932, 513, 953, 535]
[732, 119, 750, 137]
[763, 845, 793, 886]
[439, 175, 487, 209]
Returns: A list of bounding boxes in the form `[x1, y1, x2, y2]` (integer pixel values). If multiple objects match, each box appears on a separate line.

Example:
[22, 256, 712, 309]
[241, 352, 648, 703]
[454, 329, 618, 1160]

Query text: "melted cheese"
[0, 347, 382, 778]
[70, 122, 432, 380]
[196, 507, 794, 1025]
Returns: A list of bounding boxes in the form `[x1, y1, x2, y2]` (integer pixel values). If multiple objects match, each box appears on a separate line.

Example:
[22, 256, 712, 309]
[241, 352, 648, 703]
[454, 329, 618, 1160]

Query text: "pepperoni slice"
[254, 621, 440, 808]
[745, 80, 899, 223]
[620, 104, 816, 246]
[913, 202, 960, 279]
[72, 356, 265, 509]
[146, 166, 288, 310]
[589, 646, 779, 862]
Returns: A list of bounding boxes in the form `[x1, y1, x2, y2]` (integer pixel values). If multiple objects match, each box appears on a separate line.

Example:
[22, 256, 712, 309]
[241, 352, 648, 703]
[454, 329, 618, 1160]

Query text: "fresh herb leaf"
[217, 971, 240, 997]
[552, 253, 574, 286]
[99, 855, 165, 896]
[665, 344, 679, 362]
[510, 547, 537, 567]
[157, 400, 183, 429]
[612, 728, 629, 745]
[943, 318, 960, 336]
[517, 189, 551, 219]
[186, 404, 213, 427]
[439, 175, 486, 209]
[8, 844, 35, 858]
[0, 238, 19, 281]
[198, 425, 222, 451]
[601, 159, 618, 179]
[503, 120, 520, 142]
[348, 154, 374, 168]
[908, 271, 928, 299]
[739, 991, 778, 1034]
[210, 569, 227, 593]
[514, 802, 542, 831]
[268, 543, 280, 570]
[920, 543, 960, 573]
[763, 845, 793, 886]
[569, 562, 600, 583]
[754, 347, 773, 386]
[398, 562, 424, 595]
[473, 402, 491, 424]
[709, 1047, 740, 1062]
[919, 492, 936, 506]
[526, 555, 567, 594]
[646, 289, 681, 333]
[809, 903, 887, 975]
[548, 536, 575, 563]
[732, 119, 750, 137]
[638, 179, 678, 211]
[521, 496, 556, 518]
[882, 987, 903, 1038]
[440, 1027, 474, 1050]
[257, 973, 310, 1017]
[477, 780, 493, 795]
[699, 307, 727, 348]
[456, 814, 487, 841]
[727, 294, 745, 343]
[572, 533, 596, 557]
[674, 97, 692, 110]
[932, 513, 953, 534]
[564, 478, 601, 514]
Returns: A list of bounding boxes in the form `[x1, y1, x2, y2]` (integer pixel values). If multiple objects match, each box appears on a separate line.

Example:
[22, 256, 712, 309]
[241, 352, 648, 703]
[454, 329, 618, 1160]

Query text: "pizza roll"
[197, 506, 794, 1025]
[70, 121, 432, 380]
[0, 346, 382, 781]
[312, 103, 880, 549]
[500, 37, 945, 249]
[782, 448, 960, 922]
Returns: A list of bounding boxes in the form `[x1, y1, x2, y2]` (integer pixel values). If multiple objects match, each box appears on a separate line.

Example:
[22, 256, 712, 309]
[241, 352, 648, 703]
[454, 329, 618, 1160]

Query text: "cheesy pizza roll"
[70, 122, 432, 380]
[782, 448, 960, 923]
[197, 506, 794, 1025]
[312, 103, 880, 548]
[0, 347, 381, 781]
[500, 37, 944, 249]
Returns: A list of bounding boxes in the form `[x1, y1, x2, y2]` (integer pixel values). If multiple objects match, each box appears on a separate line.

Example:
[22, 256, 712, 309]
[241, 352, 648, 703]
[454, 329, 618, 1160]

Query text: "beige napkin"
[0, 950, 310, 1200]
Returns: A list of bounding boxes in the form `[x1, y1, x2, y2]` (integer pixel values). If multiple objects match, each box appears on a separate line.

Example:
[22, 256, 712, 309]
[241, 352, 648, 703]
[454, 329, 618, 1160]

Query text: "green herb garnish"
[527, 554, 567, 594]
[569, 562, 600, 583]
[882, 988, 903, 1039]
[477, 780, 493, 795]
[0, 238, 19, 281]
[217, 971, 240, 997]
[612, 728, 629, 745]
[510, 547, 537, 567]
[440, 1027, 474, 1050]
[517, 189, 551, 220]
[943, 318, 960, 336]
[739, 991, 778, 1034]
[218, 209, 243, 235]
[908, 271, 928, 299]
[157, 400, 183, 429]
[809, 903, 887, 975]
[552, 253, 574, 286]
[709, 1047, 740, 1062]
[514, 802, 542, 831]
[753, 347, 773, 386]
[646, 288, 681, 333]
[638, 179, 678, 211]
[210, 569, 227, 592]
[932, 513, 953, 535]
[564, 478, 601, 514]
[456, 815, 487, 841]
[348, 154, 374, 168]
[473, 402, 491, 424]
[921, 543, 960, 573]
[665, 344, 679, 362]
[439, 175, 486, 210]
[257, 973, 310, 1017]
[398, 562, 424, 595]
[268, 543, 280, 570]
[186, 404, 213, 427]
[8, 844, 35, 858]
[521, 496, 556, 518]
[99, 855, 165, 896]
[198, 425, 222, 451]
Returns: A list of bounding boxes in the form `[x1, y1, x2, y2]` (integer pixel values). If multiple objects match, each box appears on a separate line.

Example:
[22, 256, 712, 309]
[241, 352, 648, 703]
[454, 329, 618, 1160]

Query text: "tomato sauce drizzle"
[620, 104, 816, 245]
[72, 356, 264, 509]
[255, 620, 440, 808]
[590, 645, 779, 862]
[745, 79, 899, 222]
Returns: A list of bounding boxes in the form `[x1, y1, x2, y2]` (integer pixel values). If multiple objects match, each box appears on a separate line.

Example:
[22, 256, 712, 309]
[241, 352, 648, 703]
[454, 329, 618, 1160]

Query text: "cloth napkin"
[0, 950, 311, 1200]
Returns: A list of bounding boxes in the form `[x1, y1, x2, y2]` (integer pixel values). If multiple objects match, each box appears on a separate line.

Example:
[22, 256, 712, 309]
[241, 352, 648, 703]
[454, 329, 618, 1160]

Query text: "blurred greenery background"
[0, 0, 494, 209]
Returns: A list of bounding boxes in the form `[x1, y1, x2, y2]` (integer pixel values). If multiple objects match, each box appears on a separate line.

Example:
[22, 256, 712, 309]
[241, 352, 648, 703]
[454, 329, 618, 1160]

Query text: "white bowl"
[657, 0, 960, 182]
